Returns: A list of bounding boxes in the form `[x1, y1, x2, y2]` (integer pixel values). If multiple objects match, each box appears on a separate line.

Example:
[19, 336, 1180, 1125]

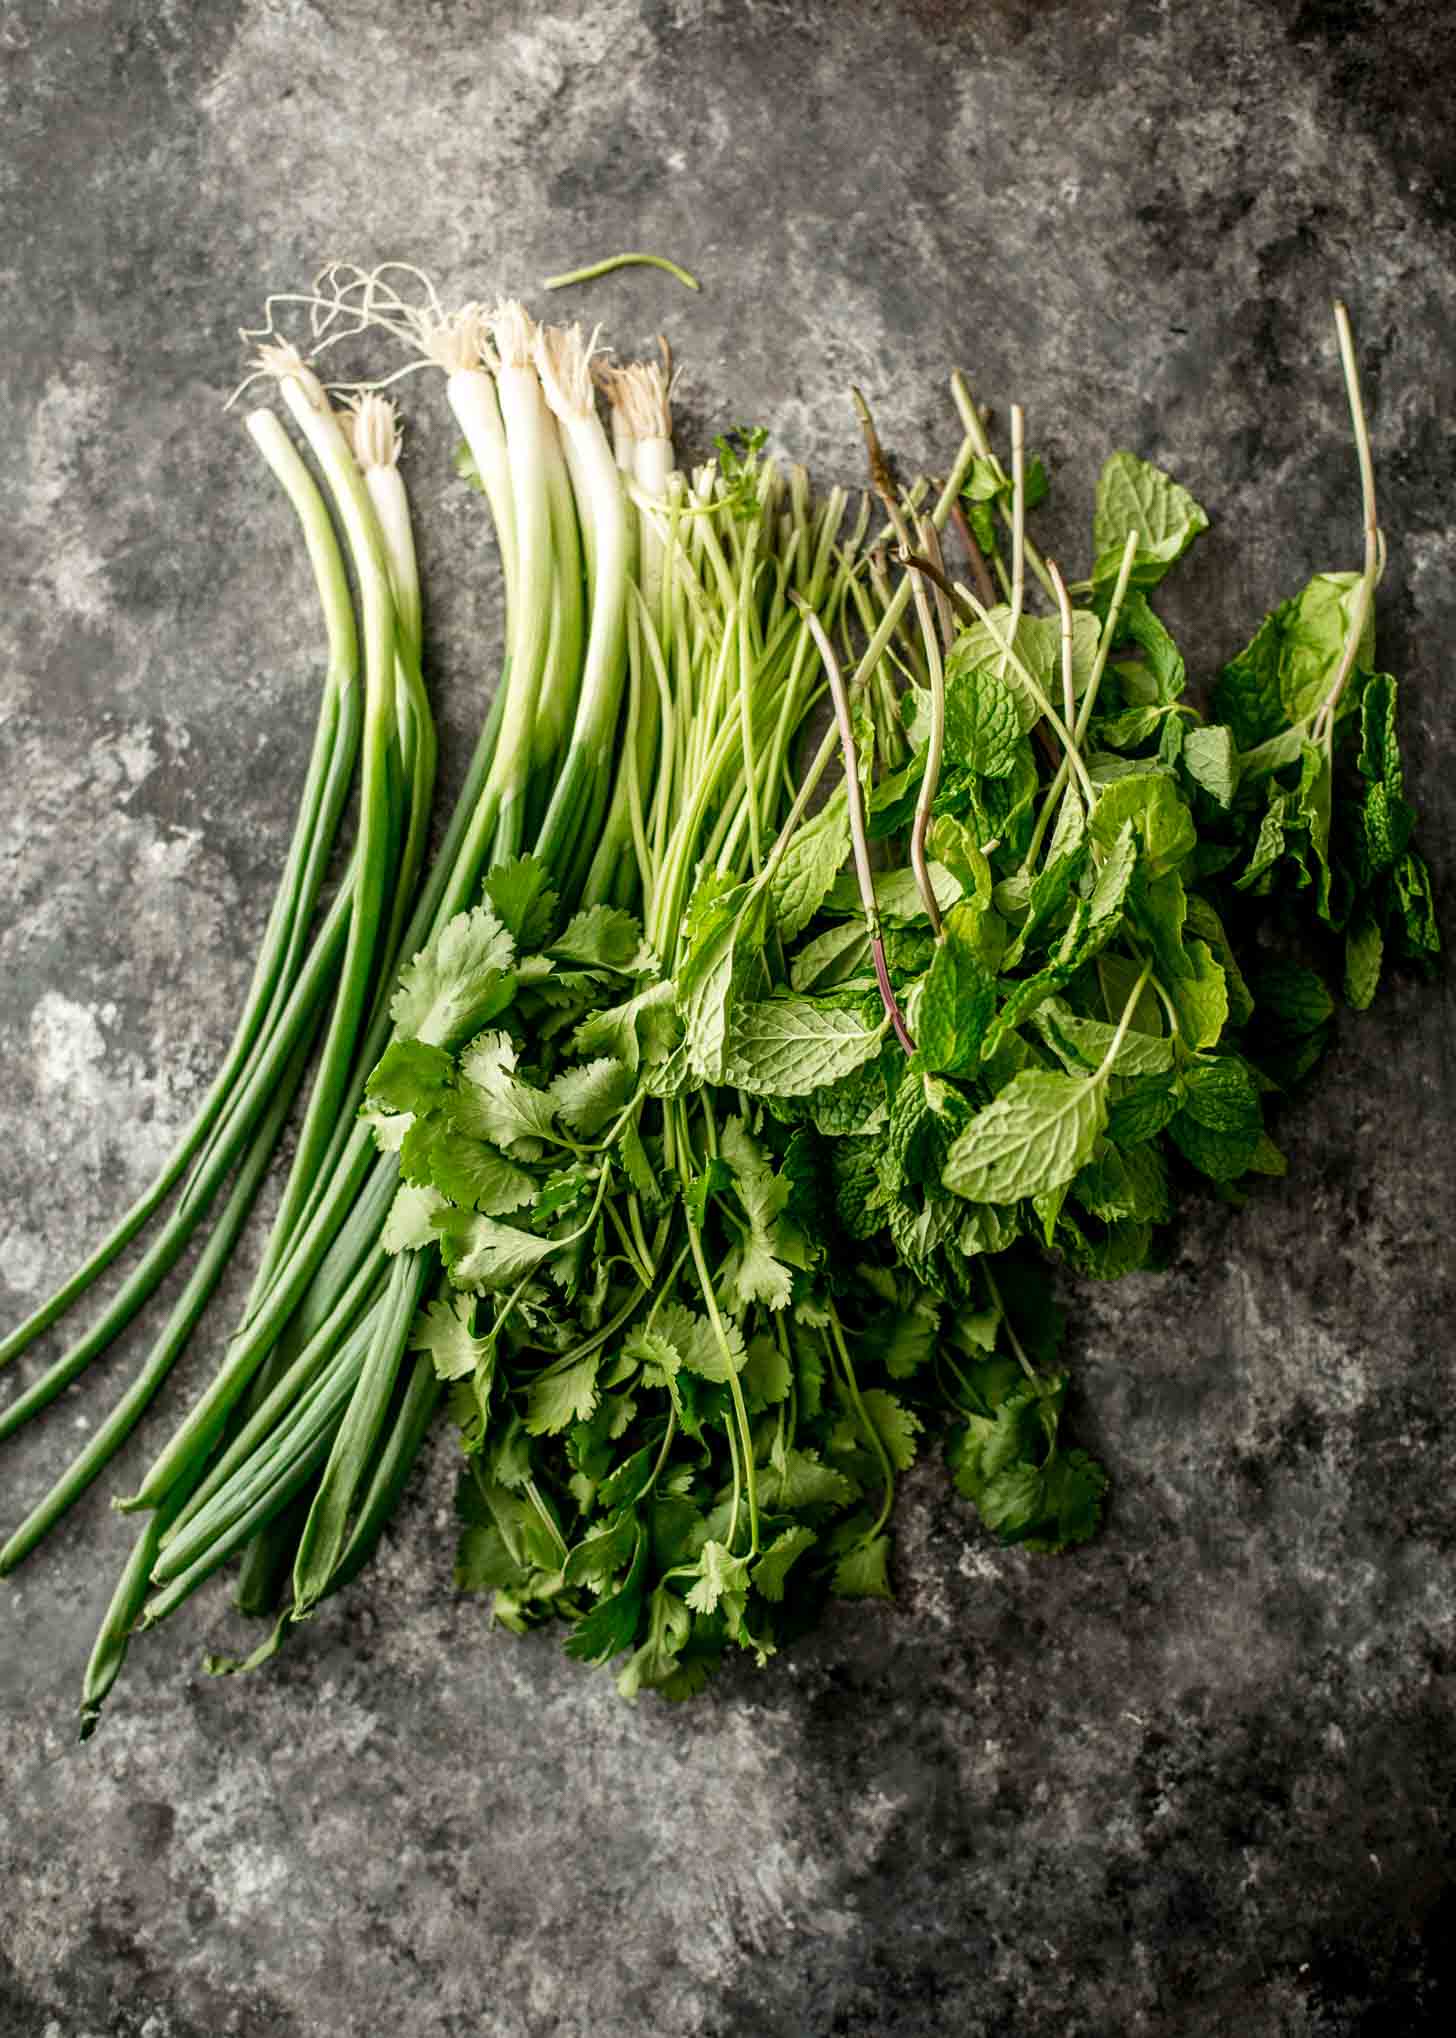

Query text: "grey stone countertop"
[2, 3, 1453, 2034]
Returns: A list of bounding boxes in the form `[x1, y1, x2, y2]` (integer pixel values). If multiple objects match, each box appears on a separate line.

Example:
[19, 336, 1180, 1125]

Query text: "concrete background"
[1, 2, 1453, 2033]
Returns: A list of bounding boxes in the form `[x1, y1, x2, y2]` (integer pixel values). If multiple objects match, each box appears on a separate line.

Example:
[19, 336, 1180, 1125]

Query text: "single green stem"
[542, 251, 701, 293]
[291, 1250, 430, 1614]
[981, 1264, 1037, 1384]
[682, 1227, 755, 1561]
[79, 1486, 188, 1739]
[792, 598, 914, 1054]
[1096, 962, 1155, 1080]
[1313, 301, 1383, 752]
[949, 371, 1058, 604]
[825, 1306, 895, 1540]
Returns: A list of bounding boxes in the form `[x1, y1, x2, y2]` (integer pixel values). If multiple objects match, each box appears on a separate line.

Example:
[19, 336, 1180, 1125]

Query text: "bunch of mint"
[360, 430, 1436, 1700]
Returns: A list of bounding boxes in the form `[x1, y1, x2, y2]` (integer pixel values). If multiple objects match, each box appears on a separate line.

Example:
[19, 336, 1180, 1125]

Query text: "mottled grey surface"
[1, 2, 1454, 2033]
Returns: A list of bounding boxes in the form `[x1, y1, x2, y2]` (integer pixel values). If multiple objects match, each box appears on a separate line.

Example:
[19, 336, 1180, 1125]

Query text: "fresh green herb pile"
[0, 278, 1436, 1721]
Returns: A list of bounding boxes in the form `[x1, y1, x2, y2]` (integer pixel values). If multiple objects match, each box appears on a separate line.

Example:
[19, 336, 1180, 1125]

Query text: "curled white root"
[595, 356, 673, 443]
[533, 321, 598, 422]
[489, 299, 539, 374]
[341, 391, 402, 469]
[246, 340, 330, 413]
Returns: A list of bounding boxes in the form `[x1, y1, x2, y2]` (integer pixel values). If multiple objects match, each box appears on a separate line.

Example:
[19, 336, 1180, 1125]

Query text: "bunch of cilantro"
[357, 312, 1435, 1700]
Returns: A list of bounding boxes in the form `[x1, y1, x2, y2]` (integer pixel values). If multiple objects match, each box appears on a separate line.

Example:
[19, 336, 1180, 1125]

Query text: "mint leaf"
[1235, 788, 1290, 894]
[1248, 963, 1334, 1037]
[1279, 571, 1370, 721]
[724, 997, 885, 1097]
[821, 864, 962, 924]
[1181, 724, 1240, 808]
[1169, 939, 1229, 1053]
[790, 919, 872, 993]
[1092, 452, 1209, 588]
[1393, 851, 1440, 959]
[677, 877, 769, 1084]
[1118, 593, 1187, 703]
[771, 787, 849, 941]
[942, 653, 1024, 777]
[943, 1070, 1108, 1204]
[1090, 774, 1196, 877]
[913, 908, 997, 1074]
[1036, 996, 1172, 1077]
[1214, 606, 1287, 749]
[1344, 907, 1383, 1011]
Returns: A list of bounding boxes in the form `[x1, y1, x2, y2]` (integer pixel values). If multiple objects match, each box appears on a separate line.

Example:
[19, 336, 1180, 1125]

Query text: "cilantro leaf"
[382, 1183, 447, 1257]
[564, 1522, 648, 1663]
[365, 1039, 454, 1115]
[481, 853, 557, 948]
[751, 1526, 817, 1602]
[832, 1536, 892, 1599]
[410, 1293, 494, 1383]
[547, 1056, 635, 1137]
[551, 905, 651, 973]
[685, 1540, 752, 1617]
[438, 1210, 560, 1291]
[391, 906, 517, 1047]
[525, 1353, 602, 1436]
[717, 1116, 810, 1313]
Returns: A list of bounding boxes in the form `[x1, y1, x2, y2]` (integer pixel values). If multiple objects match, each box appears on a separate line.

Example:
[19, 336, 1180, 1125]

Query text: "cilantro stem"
[524, 1479, 570, 1567]
[980, 1265, 1037, 1384]
[825, 1305, 895, 1541]
[687, 1221, 759, 1556]
[644, 1409, 678, 1499]
[755, 415, 982, 893]
[604, 1200, 654, 1288]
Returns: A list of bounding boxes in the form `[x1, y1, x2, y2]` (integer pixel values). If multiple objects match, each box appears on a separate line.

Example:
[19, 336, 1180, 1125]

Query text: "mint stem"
[791, 596, 915, 1054]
